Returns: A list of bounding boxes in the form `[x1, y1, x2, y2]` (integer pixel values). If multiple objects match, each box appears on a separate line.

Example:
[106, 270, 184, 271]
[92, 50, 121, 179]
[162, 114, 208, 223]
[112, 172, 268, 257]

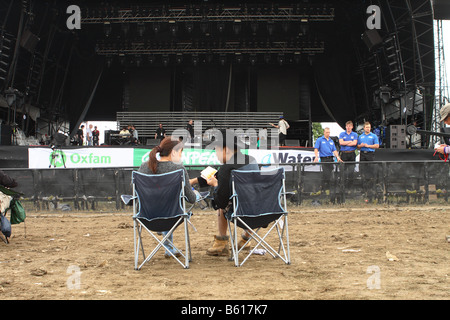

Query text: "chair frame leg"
[228, 215, 290, 267]
[134, 216, 192, 270]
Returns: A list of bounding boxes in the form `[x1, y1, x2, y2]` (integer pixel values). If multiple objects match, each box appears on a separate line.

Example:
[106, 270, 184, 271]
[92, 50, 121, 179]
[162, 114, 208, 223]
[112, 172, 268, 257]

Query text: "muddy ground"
[0, 204, 449, 301]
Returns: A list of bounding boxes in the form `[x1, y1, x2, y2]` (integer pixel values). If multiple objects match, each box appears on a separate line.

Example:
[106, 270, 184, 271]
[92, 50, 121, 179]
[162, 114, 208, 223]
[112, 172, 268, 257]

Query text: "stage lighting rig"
[81, 4, 335, 25]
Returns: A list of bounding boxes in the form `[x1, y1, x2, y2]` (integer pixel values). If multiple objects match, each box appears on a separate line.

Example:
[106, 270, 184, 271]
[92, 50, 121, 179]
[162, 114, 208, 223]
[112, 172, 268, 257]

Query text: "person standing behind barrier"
[339, 121, 358, 191]
[357, 122, 380, 202]
[314, 127, 343, 194]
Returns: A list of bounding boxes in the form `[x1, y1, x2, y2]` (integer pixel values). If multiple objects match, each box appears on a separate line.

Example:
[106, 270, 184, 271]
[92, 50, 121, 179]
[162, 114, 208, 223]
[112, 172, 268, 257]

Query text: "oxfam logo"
[49, 150, 67, 168]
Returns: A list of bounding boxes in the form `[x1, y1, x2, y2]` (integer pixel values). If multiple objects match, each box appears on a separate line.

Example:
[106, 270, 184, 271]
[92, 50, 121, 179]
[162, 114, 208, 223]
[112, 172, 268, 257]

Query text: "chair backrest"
[132, 170, 185, 221]
[231, 167, 286, 217]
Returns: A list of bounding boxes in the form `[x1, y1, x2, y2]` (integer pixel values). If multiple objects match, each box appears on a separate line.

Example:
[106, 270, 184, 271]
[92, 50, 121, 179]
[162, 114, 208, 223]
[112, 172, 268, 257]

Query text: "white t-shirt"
[278, 119, 289, 135]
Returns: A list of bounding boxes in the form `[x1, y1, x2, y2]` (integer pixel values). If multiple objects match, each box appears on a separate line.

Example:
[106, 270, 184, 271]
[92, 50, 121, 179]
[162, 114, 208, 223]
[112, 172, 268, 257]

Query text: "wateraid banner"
[29, 147, 319, 171]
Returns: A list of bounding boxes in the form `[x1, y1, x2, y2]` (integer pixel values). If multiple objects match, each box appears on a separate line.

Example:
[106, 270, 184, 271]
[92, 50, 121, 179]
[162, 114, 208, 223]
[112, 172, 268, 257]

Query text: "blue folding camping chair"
[227, 167, 290, 267]
[126, 170, 207, 270]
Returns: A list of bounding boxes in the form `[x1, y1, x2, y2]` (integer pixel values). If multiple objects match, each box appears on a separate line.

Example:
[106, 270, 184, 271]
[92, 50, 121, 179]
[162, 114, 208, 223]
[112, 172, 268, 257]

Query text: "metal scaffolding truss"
[95, 39, 325, 56]
[81, 4, 335, 24]
[356, 0, 435, 136]
[431, 20, 449, 145]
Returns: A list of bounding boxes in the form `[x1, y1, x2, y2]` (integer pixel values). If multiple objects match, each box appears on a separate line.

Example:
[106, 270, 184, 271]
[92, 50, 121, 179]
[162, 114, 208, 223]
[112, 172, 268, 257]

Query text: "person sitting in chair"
[191, 129, 259, 256]
[138, 136, 198, 258]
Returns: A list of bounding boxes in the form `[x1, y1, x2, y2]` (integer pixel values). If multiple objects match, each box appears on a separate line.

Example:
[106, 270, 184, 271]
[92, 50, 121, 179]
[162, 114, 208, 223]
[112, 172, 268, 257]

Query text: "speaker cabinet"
[362, 29, 383, 51]
[0, 124, 12, 145]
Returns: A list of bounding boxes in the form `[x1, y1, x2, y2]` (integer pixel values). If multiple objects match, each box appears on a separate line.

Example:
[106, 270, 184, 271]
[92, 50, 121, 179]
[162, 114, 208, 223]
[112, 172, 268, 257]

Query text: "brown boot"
[206, 235, 229, 256]
[237, 235, 251, 251]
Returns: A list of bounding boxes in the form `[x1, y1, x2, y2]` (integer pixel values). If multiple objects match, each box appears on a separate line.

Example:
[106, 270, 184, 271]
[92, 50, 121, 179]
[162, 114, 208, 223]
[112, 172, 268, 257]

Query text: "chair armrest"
[121, 194, 136, 206]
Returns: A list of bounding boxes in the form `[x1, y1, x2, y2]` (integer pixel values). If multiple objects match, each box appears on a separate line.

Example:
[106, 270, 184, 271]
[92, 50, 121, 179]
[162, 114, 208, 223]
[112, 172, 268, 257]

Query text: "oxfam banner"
[28, 148, 133, 168]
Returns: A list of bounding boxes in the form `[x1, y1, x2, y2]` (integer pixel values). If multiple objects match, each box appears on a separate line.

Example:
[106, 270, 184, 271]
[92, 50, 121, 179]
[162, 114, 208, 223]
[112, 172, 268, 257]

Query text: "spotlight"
[264, 53, 271, 64]
[119, 53, 126, 66]
[5, 87, 16, 107]
[233, 19, 241, 35]
[176, 53, 183, 64]
[251, 21, 258, 34]
[192, 54, 199, 66]
[267, 21, 274, 35]
[148, 54, 155, 64]
[137, 23, 145, 37]
[277, 53, 284, 65]
[235, 52, 243, 64]
[186, 21, 194, 33]
[121, 23, 130, 36]
[169, 20, 178, 36]
[135, 55, 142, 67]
[219, 54, 226, 66]
[380, 87, 391, 103]
[200, 20, 209, 34]
[153, 22, 160, 34]
[106, 56, 113, 68]
[217, 21, 225, 33]
[250, 54, 257, 66]
[104, 22, 112, 37]
[162, 55, 169, 67]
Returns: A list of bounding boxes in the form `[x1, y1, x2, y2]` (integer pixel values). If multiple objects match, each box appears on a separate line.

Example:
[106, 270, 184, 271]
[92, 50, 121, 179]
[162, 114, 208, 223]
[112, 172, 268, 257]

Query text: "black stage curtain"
[313, 54, 358, 128]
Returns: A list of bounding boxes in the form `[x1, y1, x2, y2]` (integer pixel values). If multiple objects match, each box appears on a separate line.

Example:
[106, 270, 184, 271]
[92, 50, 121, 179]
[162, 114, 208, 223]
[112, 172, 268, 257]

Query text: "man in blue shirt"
[357, 122, 380, 202]
[314, 127, 342, 195]
[339, 121, 358, 192]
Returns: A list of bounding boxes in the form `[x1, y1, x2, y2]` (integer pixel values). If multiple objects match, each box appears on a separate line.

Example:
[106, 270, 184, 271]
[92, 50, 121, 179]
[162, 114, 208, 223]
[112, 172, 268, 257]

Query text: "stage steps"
[116, 111, 283, 141]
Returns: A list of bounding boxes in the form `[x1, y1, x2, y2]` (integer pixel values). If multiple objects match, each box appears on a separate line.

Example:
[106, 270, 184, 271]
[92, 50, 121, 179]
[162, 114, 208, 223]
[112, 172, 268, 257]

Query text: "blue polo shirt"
[314, 136, 337, 157]
[358, 132, 379, 152]
[339, 131, 358, 152]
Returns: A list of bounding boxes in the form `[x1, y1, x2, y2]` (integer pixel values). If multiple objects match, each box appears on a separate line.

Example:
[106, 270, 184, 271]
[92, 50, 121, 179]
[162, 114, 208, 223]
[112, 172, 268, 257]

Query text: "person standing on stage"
[339, 121, 358, 190]
[92, 126, 100, 146]
[314, 127, 342, 194]
[186, 120, 194, 143]
[86, 124, 93, 146]
[155, 123, 166, 142]
[357, 121, 380, 202]
[269, 116, 290, 146]
[130, 125, 139, 145]
[76, 125, 84, 146]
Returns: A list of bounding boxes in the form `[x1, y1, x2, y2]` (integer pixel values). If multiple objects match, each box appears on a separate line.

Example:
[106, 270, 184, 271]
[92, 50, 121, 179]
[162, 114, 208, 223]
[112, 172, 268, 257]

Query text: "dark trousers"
[360, 151, 376, 199]
[340, 151, 356, 189]
[279, 133, 286, 146]
[320, 156, 335, 191]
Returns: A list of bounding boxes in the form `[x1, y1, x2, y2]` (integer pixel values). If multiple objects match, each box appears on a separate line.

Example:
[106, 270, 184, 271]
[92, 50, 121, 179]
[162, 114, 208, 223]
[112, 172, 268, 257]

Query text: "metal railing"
[2, 160, 449, 211]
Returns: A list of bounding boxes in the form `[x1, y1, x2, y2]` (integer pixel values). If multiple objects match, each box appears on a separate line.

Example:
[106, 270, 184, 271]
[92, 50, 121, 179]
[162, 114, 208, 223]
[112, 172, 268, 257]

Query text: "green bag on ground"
[9, 199, 26, 225]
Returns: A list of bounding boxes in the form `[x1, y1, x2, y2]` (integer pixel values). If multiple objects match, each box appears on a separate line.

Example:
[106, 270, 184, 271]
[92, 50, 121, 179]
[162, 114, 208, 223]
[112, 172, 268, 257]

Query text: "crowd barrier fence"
[2, 160, 449, 211]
